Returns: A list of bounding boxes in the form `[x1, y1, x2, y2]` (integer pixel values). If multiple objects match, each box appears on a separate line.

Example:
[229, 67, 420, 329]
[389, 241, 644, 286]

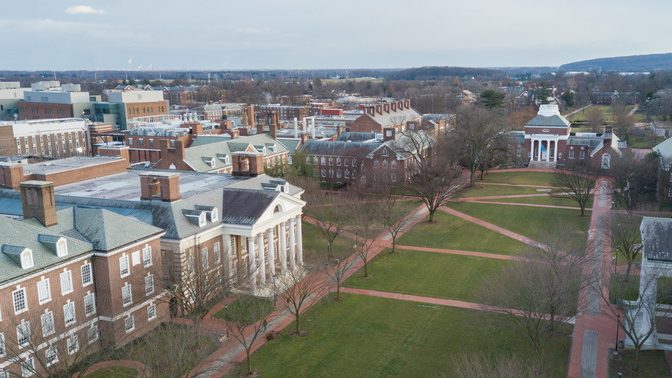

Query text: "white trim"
[0, 254, 92, 291]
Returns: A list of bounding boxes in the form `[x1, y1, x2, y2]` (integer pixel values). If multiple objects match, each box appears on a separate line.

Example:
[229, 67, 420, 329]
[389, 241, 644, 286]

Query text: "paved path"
[459, 199, 585, 211]
[191, 203, 430, 377]
[342, 287, 572, 324]
[456, 193, 552, 201]
[395, 244, 527, 262]
[439, 206, 546, 250]
[564, 105, 593, 118]
[567, 178, 619, 378]
[476, 182, 559, 189]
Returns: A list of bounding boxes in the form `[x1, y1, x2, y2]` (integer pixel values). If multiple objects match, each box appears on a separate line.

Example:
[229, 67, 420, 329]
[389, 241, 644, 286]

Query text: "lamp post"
[615, 315, 621, 352]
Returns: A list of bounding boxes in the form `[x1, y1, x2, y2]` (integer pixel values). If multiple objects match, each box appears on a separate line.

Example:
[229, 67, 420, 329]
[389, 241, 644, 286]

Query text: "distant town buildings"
[0, 118, 90, 159]
[0, 82, 26, 120]
[18, 82, 95, 121]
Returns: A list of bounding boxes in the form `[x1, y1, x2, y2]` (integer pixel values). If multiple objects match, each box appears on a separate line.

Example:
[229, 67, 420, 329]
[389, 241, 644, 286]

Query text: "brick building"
[0, 119, 90, 159]
[18, 83, 94, 121]
[104, 89, 169, 130]
[0, 180, 168, 377]
[350, 99, 421, 134]
[0, 82, 27, 121]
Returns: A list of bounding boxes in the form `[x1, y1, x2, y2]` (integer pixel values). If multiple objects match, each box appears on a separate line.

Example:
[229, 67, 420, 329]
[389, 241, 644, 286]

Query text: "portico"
[529, 137, 559, 162]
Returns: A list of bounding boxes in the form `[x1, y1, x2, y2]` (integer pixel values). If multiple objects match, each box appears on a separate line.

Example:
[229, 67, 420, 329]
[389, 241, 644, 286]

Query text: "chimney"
[239, 127, 249, 136]
[383, 103, 390, 113]
[98, 146, 130, 164]
[231, 152, 264, 177]
[383, 127, 396, 142]
[376, 105, 383, 115]
[603, 126, 613, 144]
[246, 104, 255, 129]
[140, 173, 181, 201]
[391, 102, 397, 112]
[269, 123, 277, 139]
[404, 99, 411, 109]
[219, 120, 234, 130]
[20, 181, 57, 227]
[160, 138, 186, 162]
[257, 123, 265, 135]
[336, 126, 346, 139]
[300, 132, 310, 145]
[224, 129, 240, 139]
[0, 163, 25, 189]
[273, 111, 280, 128]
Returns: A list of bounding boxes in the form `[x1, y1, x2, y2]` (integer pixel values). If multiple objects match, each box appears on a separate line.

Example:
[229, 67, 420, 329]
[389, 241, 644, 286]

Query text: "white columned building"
[524, 104, 571, 167]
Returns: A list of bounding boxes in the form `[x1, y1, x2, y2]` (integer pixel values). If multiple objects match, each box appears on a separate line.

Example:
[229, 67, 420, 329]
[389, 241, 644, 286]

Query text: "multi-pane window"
[13, 288, 27, 314]
[200, 247, 209, 270]
[81, 263, 93, 286]
[60, 270, 73, 295]
[37, 278, 51, 304]
[67, 335, 79, 354]
[84, 293, 96, 316]
[214, 242, 221, 264]
[21, 356, 34, 378]
[45, 345, 58, 366]
[63, 302, 76, 327]
[119, 255, 130, 277]
[124, 315, 135, 333]
[579, 150, 586, 159]
[0, 333, 5, 356]
[87, 324, 99, 343]
[147, 304, 157, 320]
[122, 283, 132, 306]
[145, 274, 154, 296]
[142, 245, 152, 267]
[16, 320, 31, 348]
[41, 311, 55, 337]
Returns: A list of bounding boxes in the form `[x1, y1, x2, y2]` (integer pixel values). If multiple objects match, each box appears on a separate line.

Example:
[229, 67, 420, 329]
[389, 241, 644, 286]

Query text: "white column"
[257, 233, 266, 286]
[296, 216, 303, 265]
[224, 234, 234, 281]
[247, 236, 257, 292]
[279, 222, 287, 273]
[537, 139, 542, 162]
[544, 140, 549, 162]
[530, 139, 535, 161]
[637, 261, 657, 346]
[311, 117, 316, 139]
[553, 140, 558, 162]
[267, 228, 276, 277]
[288, 218, 297, 270]
[302, 117, 308, 133]
[293, 117, 298, 138]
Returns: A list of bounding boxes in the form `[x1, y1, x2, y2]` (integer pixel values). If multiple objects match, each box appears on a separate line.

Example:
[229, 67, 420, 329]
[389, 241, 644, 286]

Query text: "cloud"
[65, 5, 104, 15]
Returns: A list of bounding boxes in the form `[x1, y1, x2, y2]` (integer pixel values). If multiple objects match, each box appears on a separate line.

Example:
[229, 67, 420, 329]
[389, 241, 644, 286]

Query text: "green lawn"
[239, 294, 570, 377]
[480, 194, 593, 208]
[609, 350, 669, 377]
[457, 184, 546, 198]
[445, 202, 590, 242]
[214, 295, 274, 324]
[480, 171, 557, 186]
[627, 135, 665, 149]
[86, 367, 137, 378]
[346, 249, 511, 302]
[567, 105, 634, 124]
[345, 200, 422, 237]
[396, 210, 528, 255]
[302, 221, 355, 263]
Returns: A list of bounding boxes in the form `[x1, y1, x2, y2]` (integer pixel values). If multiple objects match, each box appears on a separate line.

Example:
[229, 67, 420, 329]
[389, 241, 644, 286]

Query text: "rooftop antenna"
[53, 70, 57, 80]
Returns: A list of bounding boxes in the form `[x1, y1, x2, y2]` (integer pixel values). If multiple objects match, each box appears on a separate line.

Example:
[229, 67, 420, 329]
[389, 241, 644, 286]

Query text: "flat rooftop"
[19, 156, 124, 176]
[54, 169, 242, 201]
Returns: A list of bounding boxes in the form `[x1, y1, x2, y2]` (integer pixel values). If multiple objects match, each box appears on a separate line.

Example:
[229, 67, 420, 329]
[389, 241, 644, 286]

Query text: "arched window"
[601, 153, 611, 169]
[56, 238, 68, 257]
[20, 249, 34, 269]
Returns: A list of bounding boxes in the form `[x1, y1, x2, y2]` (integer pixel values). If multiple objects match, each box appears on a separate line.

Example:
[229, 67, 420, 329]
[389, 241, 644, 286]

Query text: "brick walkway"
[395, 244, 528, 262]
[567, 178, 619, 378]
[458, 199, 585, 211]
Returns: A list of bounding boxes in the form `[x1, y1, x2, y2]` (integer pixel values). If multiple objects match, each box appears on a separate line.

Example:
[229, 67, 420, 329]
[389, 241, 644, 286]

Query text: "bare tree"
[553, 164, 595, 216]
[585, 106, 604, 132]
[326, 253, 358, 301]
[611, 150, 660, 210]
[481, 227, 590, 353]
[352, 205, 380, 278]
[301, 180, 352, 260]
[612, 214, 643, 281]
[451, 105, 509, 185]
[377, 186, 407, 254]
[396, 130, 464, 222]
[277, 267, 326, 335]
[221, 296, 274, 375]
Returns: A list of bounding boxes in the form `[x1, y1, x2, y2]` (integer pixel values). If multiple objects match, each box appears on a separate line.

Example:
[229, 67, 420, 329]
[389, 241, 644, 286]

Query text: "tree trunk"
[295, 312, 300, 335]
[428, 209, 435, 223]
[327, 242, 333, 259]
[363, 260, 368, 277]
[391, 236, 397, 254]
[246, 348, 252, 374]
[634, 345, 641, 371]
[625, 260, 633, 282]
[336, 281, 341, 300]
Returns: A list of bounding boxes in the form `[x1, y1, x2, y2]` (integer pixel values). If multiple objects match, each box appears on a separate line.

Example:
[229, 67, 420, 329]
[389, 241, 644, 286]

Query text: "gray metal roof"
[525, 114, 571, 128]
[641, 217, 672, 262]
[300, 140, 380, 157]
[0, 215, 93, 284]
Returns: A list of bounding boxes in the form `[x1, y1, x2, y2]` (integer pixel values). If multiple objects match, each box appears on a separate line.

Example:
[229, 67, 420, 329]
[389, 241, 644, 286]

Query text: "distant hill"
[386, 66, 505, 80]
[560, 53, 672, 72]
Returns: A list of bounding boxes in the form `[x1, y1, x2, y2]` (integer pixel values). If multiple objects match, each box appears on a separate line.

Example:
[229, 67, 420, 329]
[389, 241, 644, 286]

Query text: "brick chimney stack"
[20, 181, 57, 227]
[139, 173, 181, 202]
[383, 127, 396, 142]
[0, 163, 25, 189]
[246, 104, 256, 129]
[231, 152, 264, 177]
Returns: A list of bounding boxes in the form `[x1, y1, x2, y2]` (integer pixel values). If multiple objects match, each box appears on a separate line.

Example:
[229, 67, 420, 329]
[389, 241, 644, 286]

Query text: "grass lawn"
[480, 194, 593, 208]
[445, 202, 590, 242]
[346, 249, 511, 302]
[237, 294, 570, 377]
[345, 200, 422, 237]
[302, 221, 354, 263]
[480, 171, 557, 186]
[214, 295, 274, 323]
[396, 210, 528, 255]
[609, 350, 669, 377]
[86, 367, 137, 378]
[457, 184, 546, 198]
[567, 105, 632, 124]
[627, 135, 665, 149]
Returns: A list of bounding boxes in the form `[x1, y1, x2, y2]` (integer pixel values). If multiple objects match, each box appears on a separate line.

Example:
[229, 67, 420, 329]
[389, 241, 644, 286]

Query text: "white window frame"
[13, 288, 28, 315]
[214, 242, 221, 264]
[16, 320, 31, 348]
[41, 311, 55, 337]
[80, 263, 93, 287]
[21, 355, 34, 378]
[37, 278, 51, 305]
[119, 255, 130, 278]
[84, 293, 96, 317]
[122, 283, 132, 307]
[0, 333, 5, 357]
[124, 315, 135, 333]
[142, 245, 153, 267]
[200, 247, 209, 270]
[87, 324, 99, 344]
[60, 270, 73, 295]
[147, 304, 157, 320]
[45, 345, 58, 366]
[63, 301, 76, 327]
[145, 274, 154, 296]
[67, 335, 79, 355]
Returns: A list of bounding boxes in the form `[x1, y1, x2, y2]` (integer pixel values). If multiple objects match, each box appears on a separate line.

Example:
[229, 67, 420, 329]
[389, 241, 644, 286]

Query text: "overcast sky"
[1, 0, 669, 70]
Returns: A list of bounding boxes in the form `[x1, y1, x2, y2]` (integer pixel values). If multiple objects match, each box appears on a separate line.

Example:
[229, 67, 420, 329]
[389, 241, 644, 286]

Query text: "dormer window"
[56, 239, 68, 257]
[183, 209, 207, 227]
[20, 249, 34, 270]
[209, 207, 219, 222]
[194, 206, 219, 223]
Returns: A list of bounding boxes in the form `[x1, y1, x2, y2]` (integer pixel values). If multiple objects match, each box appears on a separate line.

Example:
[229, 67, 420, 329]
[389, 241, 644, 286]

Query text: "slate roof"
[0, 215, 93, 283]
[276, 138, 301, 154]
[220, 189, 278, 225]
[525, 114, 571, 128]
[300, 140, 380, 157]
[653, 137, 672, 159]
[338, 132, 377, 142]
[360, 108, 422, 128]
[641, 217, 672, 262]
[180, 134, 289, 172]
